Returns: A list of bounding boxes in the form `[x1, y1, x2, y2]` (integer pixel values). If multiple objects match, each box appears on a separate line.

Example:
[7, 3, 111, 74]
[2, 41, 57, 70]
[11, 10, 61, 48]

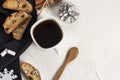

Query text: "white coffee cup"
[30, 17, 63, 54]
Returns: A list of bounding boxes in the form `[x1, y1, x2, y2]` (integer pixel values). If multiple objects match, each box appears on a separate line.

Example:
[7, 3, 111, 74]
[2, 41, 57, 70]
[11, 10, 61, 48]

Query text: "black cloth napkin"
[0, 0, 37, 80]
[0, 58, 22, 80]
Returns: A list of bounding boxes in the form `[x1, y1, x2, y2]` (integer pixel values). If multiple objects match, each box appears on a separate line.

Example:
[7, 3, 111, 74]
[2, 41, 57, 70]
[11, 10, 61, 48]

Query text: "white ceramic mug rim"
[30, 17, 63, 50]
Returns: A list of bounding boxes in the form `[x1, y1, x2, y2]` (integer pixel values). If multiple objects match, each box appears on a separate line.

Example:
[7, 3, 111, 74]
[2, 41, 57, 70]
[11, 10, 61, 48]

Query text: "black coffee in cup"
[33, 20, 63, 48]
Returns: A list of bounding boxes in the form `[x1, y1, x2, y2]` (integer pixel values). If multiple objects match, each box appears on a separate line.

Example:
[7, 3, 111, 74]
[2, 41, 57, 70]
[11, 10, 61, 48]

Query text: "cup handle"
[54, 48, 61, 55]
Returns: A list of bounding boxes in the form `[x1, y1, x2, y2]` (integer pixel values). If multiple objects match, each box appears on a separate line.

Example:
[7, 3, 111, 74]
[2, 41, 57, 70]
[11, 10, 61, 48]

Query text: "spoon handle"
[54, 62, 67, 80]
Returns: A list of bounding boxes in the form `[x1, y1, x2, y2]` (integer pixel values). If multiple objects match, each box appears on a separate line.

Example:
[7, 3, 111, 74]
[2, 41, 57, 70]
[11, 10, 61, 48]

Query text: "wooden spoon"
[54, 47, 79, 80]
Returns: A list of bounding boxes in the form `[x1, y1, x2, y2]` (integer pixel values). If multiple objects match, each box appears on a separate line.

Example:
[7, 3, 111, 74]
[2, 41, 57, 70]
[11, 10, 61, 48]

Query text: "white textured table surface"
[21, 0, 120, 80]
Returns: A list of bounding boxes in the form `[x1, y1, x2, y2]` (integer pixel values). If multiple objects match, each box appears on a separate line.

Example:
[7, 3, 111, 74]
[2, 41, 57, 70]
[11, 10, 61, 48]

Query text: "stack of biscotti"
[2, 0, 33, 40]
[21, 62, 41, 80]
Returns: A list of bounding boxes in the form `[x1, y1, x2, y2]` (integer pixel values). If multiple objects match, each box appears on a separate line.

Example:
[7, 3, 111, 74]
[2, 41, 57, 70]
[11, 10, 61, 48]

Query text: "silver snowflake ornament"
[0, 68, 17, 80]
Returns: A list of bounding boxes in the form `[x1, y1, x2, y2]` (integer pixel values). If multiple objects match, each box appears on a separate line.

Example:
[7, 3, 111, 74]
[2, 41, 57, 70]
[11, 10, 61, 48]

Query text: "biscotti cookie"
[3, 11, 31, 34]
[12, 16, 32, 40]
[21, 62, 41, 80]
[3, 0, 33, 13]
